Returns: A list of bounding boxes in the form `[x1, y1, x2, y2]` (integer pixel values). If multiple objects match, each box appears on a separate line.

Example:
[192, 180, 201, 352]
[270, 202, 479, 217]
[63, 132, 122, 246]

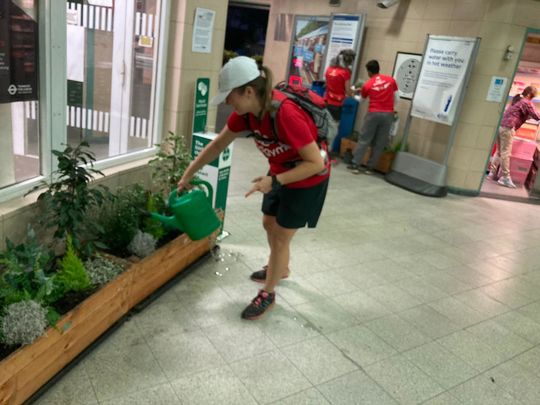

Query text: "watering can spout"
[149, 212, 183, 232]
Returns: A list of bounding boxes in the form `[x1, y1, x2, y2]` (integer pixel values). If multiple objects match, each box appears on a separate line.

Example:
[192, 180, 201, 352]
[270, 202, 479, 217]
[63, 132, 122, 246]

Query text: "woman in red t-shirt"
[324, 49, 355, 121]
[178, 56, 330, 320]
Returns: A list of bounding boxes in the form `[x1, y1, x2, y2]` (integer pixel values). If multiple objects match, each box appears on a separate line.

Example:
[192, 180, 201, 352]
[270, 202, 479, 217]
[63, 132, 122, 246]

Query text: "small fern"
[55, 235, 90, 294]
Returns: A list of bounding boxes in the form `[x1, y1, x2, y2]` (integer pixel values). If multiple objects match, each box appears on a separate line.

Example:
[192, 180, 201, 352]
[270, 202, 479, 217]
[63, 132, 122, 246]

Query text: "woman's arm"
[245, 141, 324, 197]
[178, 125, 239, 190]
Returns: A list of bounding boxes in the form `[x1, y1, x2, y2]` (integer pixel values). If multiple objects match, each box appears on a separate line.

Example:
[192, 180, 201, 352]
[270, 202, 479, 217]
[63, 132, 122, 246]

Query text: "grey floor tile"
[399, 304, 462, 339]
[437, 330, 506, 372]
[365, 354, 445, 404]
[256, 302, 322, 347]
[326, 324, 397, 367]
[281, 335, 358, 385]
[203, 320, 275, 363]
[230, 349, 311, 403]
[514, 346, 540, 378]
[32, 362, 98, 405]
[517, 300, 540, 324]
[99, 384, 180, 405]
[365, 284, 423, 312]
[294, 297, 358, 333]
[397, 276, 449, 303]
[84, 342, 168, 402]
[427, 296, 486, 329]
[317, 370, 397, 405]
[170, 366, 257, 405]
[276, 276, 326, 306]
[465, 320, 533, 360]
[272, 387, 330, 405]
[485, 360, 540, 404]
[452, 289, 510, 318]
[365, 314, 432, 352]
[404, 341, 478, 389]
[421, 392, 462, 404]
[492, 310, 540, 344]
[132, 299, 200, 335]
[146, 328, 226, 380]
[331, 290, 392, 323]
[448, 373, 520, 404]
[304, 270, 360, 297]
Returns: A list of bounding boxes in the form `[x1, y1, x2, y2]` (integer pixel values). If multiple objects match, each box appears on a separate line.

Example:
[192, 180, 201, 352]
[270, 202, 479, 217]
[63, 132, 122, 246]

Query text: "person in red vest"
[347, 59, 398, 174]
[178, 57, 330, 320]
[324, 49, 356, 121]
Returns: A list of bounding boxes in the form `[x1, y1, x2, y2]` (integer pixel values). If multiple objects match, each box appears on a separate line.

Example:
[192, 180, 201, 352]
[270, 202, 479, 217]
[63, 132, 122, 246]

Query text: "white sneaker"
[486, 172, 498, 181]
[497, 177, 517, 188]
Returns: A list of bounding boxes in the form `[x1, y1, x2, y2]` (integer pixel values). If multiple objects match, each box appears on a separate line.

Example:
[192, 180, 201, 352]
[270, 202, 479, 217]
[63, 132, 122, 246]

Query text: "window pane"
[65, 0, 162, 160]
[0, 1, 40, 189]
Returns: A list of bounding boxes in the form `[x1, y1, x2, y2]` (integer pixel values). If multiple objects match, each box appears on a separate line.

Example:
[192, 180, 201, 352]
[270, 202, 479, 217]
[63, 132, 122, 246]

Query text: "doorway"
[480, 30, 540, 203]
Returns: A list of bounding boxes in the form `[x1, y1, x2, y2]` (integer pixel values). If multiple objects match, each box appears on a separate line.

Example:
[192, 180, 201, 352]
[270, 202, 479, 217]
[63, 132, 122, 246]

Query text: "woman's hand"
[245, 175, 273, 197]
[177, 175, 193, 193]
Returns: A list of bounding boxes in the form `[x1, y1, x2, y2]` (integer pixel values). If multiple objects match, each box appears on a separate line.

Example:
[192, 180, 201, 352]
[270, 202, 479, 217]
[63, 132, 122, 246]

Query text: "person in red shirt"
[324, 49, 355, 121]
[347, 59, 398, 174]
[178, 56, 330, 320]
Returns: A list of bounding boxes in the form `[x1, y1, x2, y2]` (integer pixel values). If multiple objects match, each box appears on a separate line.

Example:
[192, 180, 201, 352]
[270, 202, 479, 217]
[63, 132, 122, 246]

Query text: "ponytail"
[235, 64, 275, 117]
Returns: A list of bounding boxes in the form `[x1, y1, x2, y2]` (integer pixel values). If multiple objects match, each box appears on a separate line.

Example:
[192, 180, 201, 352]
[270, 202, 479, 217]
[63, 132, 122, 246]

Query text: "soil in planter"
[54, 288, 98, 316]
[0, 343, 18, 361]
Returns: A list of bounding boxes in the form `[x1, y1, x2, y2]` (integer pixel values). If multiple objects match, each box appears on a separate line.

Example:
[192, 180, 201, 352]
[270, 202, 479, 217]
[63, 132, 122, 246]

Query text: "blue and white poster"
[411, 36, 476, 126]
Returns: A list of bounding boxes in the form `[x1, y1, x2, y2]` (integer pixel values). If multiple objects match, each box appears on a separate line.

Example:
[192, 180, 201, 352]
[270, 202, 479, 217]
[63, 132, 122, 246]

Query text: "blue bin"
[311, 81, 325, 97]
[332, 97, 359, 152]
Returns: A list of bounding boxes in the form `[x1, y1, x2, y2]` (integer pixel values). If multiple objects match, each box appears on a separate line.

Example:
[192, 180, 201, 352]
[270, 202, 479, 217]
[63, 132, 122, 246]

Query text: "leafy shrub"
[27, 141, 109, 257]
[1, 300, 48, 346]
[84, 256, 124, 287]
[128, 230, 157, 258]
[148, 131, 192, 194]
[0, 227, 56, 307]
[55, 235, 90, 294]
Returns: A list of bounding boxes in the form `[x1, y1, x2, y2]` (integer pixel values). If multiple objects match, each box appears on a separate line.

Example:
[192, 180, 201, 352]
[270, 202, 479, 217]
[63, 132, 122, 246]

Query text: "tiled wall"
[163, 1, 228, 142]
[264, 0, 540, 193]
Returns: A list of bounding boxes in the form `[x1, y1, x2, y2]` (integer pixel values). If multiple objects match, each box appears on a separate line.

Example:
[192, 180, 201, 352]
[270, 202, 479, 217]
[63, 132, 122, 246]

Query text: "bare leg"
[262, 215, 297, 293]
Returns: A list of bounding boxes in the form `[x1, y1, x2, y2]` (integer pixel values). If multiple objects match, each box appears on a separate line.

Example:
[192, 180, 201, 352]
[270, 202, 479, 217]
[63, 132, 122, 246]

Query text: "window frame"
[0, 0, 171, 204]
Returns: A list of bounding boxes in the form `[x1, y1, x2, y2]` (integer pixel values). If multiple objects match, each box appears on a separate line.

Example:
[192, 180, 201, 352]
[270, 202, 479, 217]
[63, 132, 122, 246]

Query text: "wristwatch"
[271, 175, 282, 189]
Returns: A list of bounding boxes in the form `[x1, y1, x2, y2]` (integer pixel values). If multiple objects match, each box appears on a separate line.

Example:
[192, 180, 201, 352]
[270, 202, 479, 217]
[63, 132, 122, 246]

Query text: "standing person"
[347, 59, 398, 174]
[488, 85, 540, 188]
[324, 49, 356, 122]
[177, 56, 330, 320]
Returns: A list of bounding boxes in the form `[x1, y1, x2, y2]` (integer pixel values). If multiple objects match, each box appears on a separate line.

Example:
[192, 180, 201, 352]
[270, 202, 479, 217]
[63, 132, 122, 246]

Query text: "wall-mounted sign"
[486, 76, 508, 103]
[192, 8, 215, 53]
[193, 78, 210, 133]
[0, 1, 39, 103]
[392, 52, 422, 100]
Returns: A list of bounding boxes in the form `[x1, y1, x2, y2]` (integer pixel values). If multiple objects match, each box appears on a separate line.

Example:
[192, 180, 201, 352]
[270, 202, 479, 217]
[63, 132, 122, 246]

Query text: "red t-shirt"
[227, 90, 330, 188]
[361, 74, 398, 112]
[324, 66, 351, 106]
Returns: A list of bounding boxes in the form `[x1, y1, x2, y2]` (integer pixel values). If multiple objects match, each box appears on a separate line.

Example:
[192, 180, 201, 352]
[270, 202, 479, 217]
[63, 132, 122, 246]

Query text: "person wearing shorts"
[178, 56, 330, 320]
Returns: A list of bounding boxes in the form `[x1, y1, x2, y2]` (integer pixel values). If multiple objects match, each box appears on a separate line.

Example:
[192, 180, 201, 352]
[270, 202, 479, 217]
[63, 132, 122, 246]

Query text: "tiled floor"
[35, 139, 540, 404]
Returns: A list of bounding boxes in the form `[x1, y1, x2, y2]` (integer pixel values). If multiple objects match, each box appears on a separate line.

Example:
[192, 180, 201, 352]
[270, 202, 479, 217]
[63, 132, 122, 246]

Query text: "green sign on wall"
[193, 78, 209, 133]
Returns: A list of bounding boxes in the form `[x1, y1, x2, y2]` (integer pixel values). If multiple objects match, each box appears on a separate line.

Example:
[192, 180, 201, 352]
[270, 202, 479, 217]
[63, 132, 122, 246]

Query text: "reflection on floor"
[481, 175, 540, 203]
[34, 138, 540, 405]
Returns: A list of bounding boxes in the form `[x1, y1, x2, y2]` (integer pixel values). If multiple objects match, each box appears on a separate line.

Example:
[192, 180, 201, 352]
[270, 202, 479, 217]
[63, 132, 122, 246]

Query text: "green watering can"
[150, 179, 221, 241]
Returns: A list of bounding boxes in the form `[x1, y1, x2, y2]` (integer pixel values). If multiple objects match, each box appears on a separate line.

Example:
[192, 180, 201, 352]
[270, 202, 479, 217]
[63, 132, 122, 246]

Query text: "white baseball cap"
[210, 56, 261, 105]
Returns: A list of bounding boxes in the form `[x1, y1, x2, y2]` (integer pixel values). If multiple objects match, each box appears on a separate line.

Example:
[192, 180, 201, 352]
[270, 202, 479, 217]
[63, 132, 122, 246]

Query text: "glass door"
[65, 0, 162, 160]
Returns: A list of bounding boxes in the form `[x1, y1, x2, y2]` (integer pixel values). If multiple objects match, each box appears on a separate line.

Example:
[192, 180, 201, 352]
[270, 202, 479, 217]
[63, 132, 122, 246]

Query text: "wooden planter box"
[340, 138, 396, 174]
[0, 232, 214, 405]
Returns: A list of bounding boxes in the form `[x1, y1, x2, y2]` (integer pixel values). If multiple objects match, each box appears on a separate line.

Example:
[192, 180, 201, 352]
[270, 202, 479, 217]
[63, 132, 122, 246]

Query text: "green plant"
[149, 131, 192, 193]
[55, 235, 90, 294]
[385, 139, 409, 153]
[27, 141, 109, 256]
[128, 230, 156, 258]
[84, 256, 124, 287]
[0, 227, 56, 307]
[93, 185, 147, 255]
[142, 192, 166, 240]
[1, 300, 48, 346]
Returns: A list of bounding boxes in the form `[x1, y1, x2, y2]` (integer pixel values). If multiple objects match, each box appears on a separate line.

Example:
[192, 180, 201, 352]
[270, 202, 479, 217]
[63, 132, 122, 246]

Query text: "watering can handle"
[169, 179, 214, 206]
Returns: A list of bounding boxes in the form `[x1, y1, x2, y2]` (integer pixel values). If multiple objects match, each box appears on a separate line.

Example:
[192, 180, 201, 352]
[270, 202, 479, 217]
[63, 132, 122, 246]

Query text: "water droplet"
[225, 267, 230, 271]
[215, 271, 223, 277]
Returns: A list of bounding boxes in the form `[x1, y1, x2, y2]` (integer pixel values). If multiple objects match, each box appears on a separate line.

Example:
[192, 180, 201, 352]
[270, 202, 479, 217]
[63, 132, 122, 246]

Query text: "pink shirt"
[500, 98, 540, 130]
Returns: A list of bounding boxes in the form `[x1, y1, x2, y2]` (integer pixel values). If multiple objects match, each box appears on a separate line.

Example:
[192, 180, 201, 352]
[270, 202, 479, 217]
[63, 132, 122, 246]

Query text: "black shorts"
[261, 178, 329, 229]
